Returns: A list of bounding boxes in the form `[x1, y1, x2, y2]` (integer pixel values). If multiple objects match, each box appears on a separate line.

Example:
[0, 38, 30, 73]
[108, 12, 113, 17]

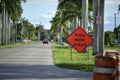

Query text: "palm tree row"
[50, 0, 93, 44]
[0, 0, 26, 45]
[51, 0, 107, 54]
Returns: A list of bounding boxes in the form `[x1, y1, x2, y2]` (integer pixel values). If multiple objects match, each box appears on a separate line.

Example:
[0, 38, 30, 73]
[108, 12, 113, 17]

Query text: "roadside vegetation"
[0, 41, 39, 49]
[52, 43, 94, 72]
[52, 42, 120, 72]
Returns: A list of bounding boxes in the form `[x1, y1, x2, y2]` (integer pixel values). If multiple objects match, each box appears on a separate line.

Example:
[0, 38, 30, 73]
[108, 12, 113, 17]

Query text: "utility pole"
[93, 0, 105, 54]
[114, 13, 116, 28]
[114, 12, 119, 28]
[98, 0, 104, 54]
[93, 0, 98, 55]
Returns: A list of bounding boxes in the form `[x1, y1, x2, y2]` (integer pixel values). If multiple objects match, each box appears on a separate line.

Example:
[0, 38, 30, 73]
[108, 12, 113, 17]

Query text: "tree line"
[0, 0, 120, 49]
[51, 0, 93, 44]
[105, 25, 120, 46]
[50, 0, 120, 54]
[0, 0, 48, 45]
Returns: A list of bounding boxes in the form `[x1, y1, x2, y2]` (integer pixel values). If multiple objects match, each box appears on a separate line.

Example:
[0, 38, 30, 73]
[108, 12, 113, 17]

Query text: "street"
[0, 43, 93, 80]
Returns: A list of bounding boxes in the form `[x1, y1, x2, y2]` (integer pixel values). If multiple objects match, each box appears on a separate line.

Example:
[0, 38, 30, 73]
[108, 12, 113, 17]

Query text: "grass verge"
[0, 41, 39, 49]
[52, 43, 95, 72]
[52, 43, 120, 72]
[105, 46, 120, 52]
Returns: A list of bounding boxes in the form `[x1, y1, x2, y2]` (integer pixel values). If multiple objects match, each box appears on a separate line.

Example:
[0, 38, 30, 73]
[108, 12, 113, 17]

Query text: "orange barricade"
[93, 51, 120, 80]
[116, 55, 120, 80]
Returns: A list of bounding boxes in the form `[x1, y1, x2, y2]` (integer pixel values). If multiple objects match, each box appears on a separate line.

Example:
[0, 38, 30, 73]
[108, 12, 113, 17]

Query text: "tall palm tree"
[58, 0, 92, 30]
[51, 11, 63, 44]
[51, 0, 82, 44]
[36, 23, 44, 40]
[0, 0, 26, 45]
[51, 0, 93, 44]
[57, 0, 81, 32]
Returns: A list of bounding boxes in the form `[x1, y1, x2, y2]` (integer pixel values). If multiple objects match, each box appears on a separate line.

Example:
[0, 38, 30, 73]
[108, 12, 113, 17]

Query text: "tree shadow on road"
[0, 64, 92, 80]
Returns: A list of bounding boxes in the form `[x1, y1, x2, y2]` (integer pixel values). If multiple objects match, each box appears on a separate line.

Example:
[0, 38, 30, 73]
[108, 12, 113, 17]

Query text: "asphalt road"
[0, 43, 93, 80]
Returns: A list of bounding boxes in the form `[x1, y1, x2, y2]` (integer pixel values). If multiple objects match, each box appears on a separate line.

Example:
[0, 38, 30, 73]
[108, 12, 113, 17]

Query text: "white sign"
[96, 16, 102, 24]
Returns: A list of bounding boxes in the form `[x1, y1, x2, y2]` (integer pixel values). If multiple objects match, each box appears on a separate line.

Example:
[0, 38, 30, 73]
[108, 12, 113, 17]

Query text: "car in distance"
[42, 39, 49, 44]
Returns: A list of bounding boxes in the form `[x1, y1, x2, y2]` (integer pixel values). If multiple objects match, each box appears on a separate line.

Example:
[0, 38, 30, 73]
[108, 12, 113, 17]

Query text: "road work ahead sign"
[66, 27, 94, 53]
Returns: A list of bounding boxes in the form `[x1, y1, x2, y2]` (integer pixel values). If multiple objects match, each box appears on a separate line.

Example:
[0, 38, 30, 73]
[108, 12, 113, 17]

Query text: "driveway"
[0, 43, 93, 80]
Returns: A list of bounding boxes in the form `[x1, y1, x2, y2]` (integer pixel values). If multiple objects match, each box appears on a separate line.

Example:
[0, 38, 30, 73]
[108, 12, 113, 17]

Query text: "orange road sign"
[66, 27, 94, 53]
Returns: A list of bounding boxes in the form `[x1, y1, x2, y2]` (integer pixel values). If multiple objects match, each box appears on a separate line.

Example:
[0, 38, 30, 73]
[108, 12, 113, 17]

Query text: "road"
[0, 43, 93, 80]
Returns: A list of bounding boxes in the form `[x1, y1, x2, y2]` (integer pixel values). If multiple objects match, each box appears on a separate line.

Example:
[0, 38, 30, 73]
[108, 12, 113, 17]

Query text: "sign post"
[66, 27, 94, 53]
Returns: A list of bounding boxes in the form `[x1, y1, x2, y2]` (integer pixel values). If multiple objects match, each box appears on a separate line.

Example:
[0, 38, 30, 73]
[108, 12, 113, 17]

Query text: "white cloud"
[105, 19, 111, 24]
[104, 17, 112, 24]
[29, 10, 56, 29]
[105, 0, 120, 10]
[31, 21, 51, 29]
[30, 10, 55, 22]
[105, 0, 120, 4]
[26, 0, 58, 5]
[43, 22, 51, 29]
[43, 10, 56, 19]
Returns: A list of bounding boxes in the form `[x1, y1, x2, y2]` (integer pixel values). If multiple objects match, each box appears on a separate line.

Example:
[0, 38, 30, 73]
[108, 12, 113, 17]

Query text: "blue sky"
[104, 0, 120, 31]
[22, 0, 58, 30]
[22, 0, 120, 31]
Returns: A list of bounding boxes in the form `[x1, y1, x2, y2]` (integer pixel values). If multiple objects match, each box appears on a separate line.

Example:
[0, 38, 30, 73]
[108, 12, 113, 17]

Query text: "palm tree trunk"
[8, 17, 11, 44]
[82, 0, 88, 32]
[5, 10, 9, 44]
[80, 19, 83, 28]
[1, 6, 6, 45]
[15, 24, 17, 43]
[11, 23, 15, 44]
[58, 27, 63, 44]
[82, 0, 88, 53]
[11, 23, 14, 44]
[38, 30, 40, 40]
[13, 23, 16, 44]
[0, 13, 2, 45]
[71, 16, 78, 32]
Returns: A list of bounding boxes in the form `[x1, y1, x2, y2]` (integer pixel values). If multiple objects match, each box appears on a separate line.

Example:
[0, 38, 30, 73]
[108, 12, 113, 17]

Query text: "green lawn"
[52, 43, 95, 72]
[105, 46, 120, 52]
[52, 43, 120, 72]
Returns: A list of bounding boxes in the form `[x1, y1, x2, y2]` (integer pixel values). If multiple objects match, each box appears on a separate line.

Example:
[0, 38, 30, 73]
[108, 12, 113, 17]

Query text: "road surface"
[0, 43, 93, 80]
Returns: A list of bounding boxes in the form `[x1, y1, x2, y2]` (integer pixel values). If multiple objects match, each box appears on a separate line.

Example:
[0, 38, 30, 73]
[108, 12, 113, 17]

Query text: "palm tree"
[58, 0, 81, 32]
[51, 0, 82, 44]
[51, 0, 93, 45]
[105, 31, 115, 46]
[36, 23, 44, 40]
[0, 0, 26, 45]
[58, 0, 93, 30]
[50, 11, 63, 44]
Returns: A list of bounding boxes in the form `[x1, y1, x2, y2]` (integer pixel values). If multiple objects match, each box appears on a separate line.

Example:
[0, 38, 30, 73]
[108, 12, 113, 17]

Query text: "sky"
[22, 0, 120, 31]
[22, 0, 58, 30]
[104, 0, 120, 31]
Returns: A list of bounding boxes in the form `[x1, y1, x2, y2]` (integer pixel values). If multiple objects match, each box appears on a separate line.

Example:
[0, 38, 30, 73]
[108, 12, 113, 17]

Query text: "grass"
[52, 43, 95, 72]
[0, 41, 39, 49]
[105, 46, 120, 52]
[52, 43, 120, 72]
